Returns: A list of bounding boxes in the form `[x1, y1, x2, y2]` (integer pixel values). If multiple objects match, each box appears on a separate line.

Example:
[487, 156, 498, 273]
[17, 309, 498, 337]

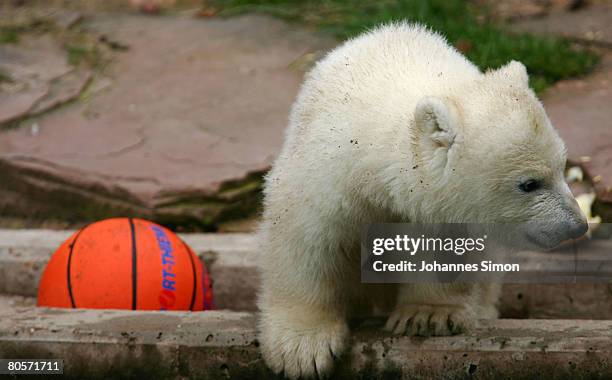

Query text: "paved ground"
[511, 2, 612, 47]
[0, 3, 610, 229]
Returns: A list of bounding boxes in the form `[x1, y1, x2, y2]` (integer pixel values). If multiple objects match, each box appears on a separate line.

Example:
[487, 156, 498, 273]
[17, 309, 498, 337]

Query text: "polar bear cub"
[258, 23, 587, 379]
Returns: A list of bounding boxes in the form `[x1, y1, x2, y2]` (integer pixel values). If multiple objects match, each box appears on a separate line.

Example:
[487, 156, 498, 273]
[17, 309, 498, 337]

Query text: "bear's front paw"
[384, 304, 474, 336]
[260, 318, 348, 379]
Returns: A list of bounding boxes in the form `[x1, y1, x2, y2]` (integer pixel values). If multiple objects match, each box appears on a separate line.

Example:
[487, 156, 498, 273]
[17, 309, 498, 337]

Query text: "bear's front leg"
[384, 283, 497, 336]
[258, 295, 349, 379]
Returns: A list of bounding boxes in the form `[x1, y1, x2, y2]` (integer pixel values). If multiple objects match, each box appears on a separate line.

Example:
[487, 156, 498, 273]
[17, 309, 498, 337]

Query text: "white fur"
[257, 23, 585, 379]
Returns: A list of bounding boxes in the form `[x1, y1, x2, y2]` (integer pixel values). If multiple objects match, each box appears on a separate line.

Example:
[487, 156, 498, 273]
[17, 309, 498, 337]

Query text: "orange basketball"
[37, 218, 213, 311]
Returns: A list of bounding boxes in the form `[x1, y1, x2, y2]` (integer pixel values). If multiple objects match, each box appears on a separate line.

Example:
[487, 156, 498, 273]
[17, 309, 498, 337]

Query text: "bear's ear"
[490, 60, 529, 88]
[414, 97, 458, 173]
[415, 96, 456, 150]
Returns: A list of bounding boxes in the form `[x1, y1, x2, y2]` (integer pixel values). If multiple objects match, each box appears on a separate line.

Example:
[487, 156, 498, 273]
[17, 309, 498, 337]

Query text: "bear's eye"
[519, 179, 541, 193]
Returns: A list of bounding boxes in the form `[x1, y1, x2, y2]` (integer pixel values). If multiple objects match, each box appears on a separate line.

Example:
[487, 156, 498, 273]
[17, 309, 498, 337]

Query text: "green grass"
[0, 28, 20, 44]
[207, 0, 599, 92]
[0, 69, 12, 84]
[65, 40, 103, 68]
[66, 44, 92, 66]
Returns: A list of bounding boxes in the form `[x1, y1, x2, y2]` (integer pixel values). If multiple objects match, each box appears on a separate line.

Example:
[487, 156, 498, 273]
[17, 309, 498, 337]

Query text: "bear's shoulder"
[307, 22, 480, 94]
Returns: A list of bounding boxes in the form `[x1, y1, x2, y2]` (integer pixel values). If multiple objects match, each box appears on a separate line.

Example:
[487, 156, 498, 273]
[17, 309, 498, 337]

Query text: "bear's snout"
[524, 211, 588, 249]
[542, 212, 588, 247]
[553, 185, 589, 242]
[563, 218, 588, 240]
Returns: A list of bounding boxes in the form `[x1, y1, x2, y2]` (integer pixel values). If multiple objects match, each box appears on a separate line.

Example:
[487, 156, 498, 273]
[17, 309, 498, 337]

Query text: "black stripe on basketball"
[182, 241, 198, 311]
[129, 218, 138, 310]
[66, 226, 88, 308]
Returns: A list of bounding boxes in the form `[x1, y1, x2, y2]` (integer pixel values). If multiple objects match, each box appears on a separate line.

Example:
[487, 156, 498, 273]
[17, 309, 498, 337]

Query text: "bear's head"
[413, 61, 587, 248]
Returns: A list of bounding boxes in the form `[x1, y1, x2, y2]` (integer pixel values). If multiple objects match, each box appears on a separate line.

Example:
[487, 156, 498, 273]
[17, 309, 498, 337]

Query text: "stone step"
[2, 229, 612, 319]
[1, 302, 612, 379]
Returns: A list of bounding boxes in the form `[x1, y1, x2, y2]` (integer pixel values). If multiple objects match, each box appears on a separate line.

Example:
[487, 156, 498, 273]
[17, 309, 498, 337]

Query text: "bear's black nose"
[568, 220, 588, 239]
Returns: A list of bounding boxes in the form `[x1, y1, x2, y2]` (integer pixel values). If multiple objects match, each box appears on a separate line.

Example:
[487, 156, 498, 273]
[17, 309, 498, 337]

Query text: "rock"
[0, 34, 83, 125]
[0, 14, 333, 229]
[29, 68, 92, 115]
[0, 85, 47, 125]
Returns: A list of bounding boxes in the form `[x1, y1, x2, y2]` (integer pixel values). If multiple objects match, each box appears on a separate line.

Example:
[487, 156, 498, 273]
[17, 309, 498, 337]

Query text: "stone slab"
[2, 304, 612, 379]
[0, 34, 86, 125]
[0, 13, 332, 228]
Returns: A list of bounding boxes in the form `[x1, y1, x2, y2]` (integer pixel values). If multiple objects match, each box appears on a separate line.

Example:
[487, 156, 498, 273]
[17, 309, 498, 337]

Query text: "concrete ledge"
[0, 229, 258, 310]
[2, 303, 612, 379]
[2, 229, 612, 319]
